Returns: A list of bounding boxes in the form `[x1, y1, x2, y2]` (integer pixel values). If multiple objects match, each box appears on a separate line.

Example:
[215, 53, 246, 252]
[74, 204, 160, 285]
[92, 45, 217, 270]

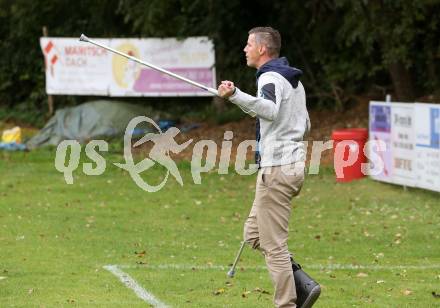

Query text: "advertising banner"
[414, 103, 440, 192]
[369, 101, 440, 193]
[40, 37, 216, 97]
[369, 102, 393, 183]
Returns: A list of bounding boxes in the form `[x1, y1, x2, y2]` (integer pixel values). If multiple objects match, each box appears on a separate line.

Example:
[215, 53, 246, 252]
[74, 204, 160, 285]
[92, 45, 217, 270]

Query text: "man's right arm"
[228, 73, 282, 121]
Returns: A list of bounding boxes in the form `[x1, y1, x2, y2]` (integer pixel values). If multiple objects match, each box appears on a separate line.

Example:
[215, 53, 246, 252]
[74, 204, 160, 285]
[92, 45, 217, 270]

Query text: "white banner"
[40, 37, 216, 97]
[414, 103, 440, 192]
[369, 101, 440, 193]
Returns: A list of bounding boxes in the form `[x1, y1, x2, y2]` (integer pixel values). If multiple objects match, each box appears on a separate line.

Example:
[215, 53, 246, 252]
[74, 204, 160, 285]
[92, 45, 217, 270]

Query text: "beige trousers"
[244, 163, 304, 308]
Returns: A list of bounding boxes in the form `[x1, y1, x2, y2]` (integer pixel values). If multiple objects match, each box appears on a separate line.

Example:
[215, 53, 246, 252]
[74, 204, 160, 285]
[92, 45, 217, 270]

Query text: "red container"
[332, 128, 369, 182]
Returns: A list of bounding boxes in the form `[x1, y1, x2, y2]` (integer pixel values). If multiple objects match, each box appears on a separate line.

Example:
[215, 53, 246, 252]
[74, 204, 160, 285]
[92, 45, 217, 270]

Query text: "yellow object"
[2, 126, 22, 143]
[112, 42, 141, 89]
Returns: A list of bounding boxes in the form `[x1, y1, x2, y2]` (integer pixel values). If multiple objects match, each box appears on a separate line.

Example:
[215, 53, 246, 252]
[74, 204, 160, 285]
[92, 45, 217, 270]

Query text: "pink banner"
[133, 68, 213, 93]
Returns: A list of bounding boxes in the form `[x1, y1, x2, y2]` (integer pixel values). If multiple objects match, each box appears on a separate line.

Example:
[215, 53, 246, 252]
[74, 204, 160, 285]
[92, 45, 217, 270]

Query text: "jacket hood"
[256, 57, 302, 88]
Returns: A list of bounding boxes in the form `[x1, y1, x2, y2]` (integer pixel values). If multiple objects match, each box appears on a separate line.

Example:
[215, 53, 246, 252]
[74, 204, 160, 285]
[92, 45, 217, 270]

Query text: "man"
[218, 27, 311, 308]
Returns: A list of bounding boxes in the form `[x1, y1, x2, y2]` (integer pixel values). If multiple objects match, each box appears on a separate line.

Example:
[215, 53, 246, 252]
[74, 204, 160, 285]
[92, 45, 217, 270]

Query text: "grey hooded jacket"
[229, 57, 310, 167]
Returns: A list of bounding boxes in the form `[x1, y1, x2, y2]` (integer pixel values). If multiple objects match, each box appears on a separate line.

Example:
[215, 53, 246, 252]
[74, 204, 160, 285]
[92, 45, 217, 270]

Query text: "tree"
[334, 0, 440, 101]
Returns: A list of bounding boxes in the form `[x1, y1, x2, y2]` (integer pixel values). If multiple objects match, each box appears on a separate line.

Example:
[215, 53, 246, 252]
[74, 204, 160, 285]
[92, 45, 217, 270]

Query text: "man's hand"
[217, 80, 236, 99]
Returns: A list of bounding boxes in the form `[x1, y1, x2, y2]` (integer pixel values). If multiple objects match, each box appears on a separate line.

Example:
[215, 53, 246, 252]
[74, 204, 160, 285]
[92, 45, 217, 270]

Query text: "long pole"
[227, 241, 246, 278]
[79, 34, 218, 96]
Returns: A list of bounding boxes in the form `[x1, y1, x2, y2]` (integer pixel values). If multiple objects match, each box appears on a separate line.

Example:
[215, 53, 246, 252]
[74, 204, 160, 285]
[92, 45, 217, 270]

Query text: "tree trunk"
[426, 51, 436, 92]
[388, 61, 415, 101]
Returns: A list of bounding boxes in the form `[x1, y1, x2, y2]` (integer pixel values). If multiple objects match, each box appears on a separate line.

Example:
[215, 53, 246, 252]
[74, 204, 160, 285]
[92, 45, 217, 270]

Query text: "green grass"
[0, 148, 439, 307]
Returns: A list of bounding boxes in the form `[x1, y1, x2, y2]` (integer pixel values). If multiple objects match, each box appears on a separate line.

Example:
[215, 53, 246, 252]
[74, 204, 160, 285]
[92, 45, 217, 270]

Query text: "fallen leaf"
[402, 289, 412, 296]
[376, 280, 385, 284]
[213, 288, 225, 295]
[242, 290, 251, 298]
[28, 288, 34, 294]
[253, 287, 270, 294]
[357, 272, 368, 278]
[134, 250, 146, 257]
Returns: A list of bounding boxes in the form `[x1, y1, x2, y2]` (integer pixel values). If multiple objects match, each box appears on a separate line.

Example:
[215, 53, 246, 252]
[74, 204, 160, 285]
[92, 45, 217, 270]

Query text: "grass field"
[1, 148, 439, 307]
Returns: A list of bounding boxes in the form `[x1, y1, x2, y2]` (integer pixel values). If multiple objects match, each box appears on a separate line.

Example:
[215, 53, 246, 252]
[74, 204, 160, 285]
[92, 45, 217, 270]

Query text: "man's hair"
[248, 27, 281, 57]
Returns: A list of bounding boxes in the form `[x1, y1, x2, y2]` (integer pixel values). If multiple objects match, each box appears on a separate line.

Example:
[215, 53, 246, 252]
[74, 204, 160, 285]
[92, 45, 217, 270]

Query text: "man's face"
[244, 34, 261, 68]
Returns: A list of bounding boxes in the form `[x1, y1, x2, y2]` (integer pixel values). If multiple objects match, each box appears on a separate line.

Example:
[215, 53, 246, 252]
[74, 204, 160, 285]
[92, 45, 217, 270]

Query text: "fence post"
[42, 26, 54, 116]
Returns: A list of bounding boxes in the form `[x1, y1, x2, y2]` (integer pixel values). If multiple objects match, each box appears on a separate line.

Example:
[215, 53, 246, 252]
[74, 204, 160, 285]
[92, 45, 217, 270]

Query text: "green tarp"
[26, 100, 161, 149]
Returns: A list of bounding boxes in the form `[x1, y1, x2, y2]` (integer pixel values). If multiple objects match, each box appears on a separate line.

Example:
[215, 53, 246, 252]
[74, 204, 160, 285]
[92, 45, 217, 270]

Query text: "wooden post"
[42, 26, 54, 116]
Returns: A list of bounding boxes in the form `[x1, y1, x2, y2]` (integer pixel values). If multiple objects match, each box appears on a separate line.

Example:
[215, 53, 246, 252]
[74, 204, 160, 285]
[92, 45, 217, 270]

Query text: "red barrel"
[332, 128, 368, 182]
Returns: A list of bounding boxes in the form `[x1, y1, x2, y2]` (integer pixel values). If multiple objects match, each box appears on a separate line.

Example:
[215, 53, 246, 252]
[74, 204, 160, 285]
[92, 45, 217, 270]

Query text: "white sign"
[391, 103, 415, 187]
[414, 103, 440, 192]
[40, 37, 216, 97]
[369, 101, 440, 193]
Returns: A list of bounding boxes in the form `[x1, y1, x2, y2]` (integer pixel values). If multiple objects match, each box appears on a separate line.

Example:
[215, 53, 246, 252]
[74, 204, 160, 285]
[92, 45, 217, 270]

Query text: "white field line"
[103, 265, 168, 308]
[115, 263, 440, 271]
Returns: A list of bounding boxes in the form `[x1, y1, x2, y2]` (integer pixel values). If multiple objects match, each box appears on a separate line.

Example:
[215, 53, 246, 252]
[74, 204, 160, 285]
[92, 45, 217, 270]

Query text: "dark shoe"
[291, 258, 321, 308]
